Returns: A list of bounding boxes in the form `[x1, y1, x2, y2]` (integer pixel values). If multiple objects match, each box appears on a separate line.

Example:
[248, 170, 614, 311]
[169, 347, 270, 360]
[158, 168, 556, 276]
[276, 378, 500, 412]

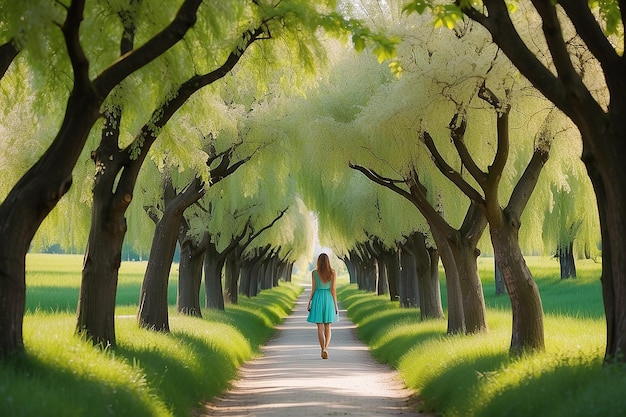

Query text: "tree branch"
[478, 83, 509, 186]
[62, 0, 90, 89]
[349, 163, 458, 239]
[117, 24, 267, 194]
[0, 40, 19, 80]
[507, 137, 551, 216]
[240, 207, 289, 253]
[558, 1, 621, 70]
[448, 111, 487, 187]
[529, 0, 589, 96]
[461, 0, 572, 115]
[93, 0, 203, 98]
[421, 131, 486, 206]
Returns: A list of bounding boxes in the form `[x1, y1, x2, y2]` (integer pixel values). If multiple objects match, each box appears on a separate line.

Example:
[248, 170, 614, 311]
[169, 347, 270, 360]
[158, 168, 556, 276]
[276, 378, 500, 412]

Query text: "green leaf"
[401, 0, 431, 15]
[352, 34, 366, 52]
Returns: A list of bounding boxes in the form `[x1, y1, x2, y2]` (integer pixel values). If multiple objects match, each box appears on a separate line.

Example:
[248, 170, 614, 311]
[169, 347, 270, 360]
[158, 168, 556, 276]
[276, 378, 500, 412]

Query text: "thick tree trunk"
[138, 178, 204, 330]
[410, 232, 443, 319]
[382, 248, 400, 302]
[77, 196, 127, 344]
[284, 262, 294, 282]
[0, 92, 99, 356]
[365, 261, 377, 292]
[248, 258, 262, 297]
[204, 244, 226, 310]
[424, 245, 445, 320]
[177, 235, 205, 317]
[586, 143, 626, 361]
[377, 258, 389, 296]
[494, 258, 507, 296]
[225, 251, 240, 304]
[491, 210, 545, 355]
[447, 233, 488, 334]
[239, 259, 252, 297]
[137, 213, 180, 332]
[0, 249, 25, 357]
[430, 227, 465, 333]
[558, 242, 577, 279]
[261, 260, 273, 290]
[399, 244, 419, 308]
[343, 255, 358, 284]
[77, 107, 131, 346]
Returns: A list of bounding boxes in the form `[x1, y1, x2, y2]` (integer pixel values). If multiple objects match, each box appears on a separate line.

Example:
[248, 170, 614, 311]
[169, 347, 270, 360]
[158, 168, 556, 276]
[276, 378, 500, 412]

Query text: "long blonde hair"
[316, 253, 334, 283]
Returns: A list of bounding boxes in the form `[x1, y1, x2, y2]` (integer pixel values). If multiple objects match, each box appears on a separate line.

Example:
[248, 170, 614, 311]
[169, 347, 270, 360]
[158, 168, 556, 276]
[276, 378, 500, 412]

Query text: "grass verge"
[338, 258, 625, 417]
[1, 281, 301, 417]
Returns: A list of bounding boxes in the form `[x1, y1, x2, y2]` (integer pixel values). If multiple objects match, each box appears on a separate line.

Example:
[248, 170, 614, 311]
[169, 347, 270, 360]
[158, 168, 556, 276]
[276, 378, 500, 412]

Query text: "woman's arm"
[331, 271, 338, 313]
[307, 271, 316, 311]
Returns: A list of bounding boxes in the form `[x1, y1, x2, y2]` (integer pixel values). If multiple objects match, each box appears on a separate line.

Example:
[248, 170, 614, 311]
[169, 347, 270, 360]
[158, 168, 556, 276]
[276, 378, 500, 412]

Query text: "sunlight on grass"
[338, 256, 618, 417]
[2, 255, 302, 417]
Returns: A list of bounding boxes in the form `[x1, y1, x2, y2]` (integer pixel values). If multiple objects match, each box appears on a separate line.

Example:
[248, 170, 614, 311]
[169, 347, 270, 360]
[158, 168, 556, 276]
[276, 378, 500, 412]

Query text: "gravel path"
[198, 285, 427, 416]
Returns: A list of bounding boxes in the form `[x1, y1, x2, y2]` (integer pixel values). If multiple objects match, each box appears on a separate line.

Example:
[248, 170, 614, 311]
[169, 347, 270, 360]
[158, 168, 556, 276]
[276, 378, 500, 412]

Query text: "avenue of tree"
[0, 0, 619, 367]
[0, 0, 396, 356]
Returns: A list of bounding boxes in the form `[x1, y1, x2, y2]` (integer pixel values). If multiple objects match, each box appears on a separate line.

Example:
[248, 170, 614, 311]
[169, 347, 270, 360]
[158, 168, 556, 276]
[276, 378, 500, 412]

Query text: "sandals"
[321, 350, 328, 359]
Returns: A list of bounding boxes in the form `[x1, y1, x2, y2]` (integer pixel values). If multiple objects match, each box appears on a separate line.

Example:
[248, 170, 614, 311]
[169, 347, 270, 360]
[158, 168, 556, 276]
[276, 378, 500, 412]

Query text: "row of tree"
[0, 0, 396, 358]
[265, 1, 605, 357]
[1, 0, 623, 366]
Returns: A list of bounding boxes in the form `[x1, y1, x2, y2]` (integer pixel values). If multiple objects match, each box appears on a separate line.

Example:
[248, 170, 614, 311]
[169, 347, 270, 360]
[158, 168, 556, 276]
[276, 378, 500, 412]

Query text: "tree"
[423, 84, 554, 354]
[404, 0, 626, 361]
[0, 0, 204, 357]
[77, 2, 270, 345]
[137, 141, 248, 330]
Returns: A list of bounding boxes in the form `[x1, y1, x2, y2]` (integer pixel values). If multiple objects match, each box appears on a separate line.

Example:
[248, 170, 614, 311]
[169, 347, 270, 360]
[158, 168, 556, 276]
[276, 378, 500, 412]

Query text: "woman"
[306, 253, 339, 359]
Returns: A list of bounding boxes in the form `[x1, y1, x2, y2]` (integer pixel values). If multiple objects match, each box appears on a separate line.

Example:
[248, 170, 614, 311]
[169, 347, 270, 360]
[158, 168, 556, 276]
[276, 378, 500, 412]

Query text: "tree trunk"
[239, 259, 252, 297]
[138, 178, 204, 330]
[177, 234, 205, 317]
[423, 245, 445, 320]
[0, 251, 25, 357]
[491, 210, 545, 355]
[225, 251, 240, 304]
[377, 258, 389, 296]
[410, 232, 444, 319]
[0, 93, 100, 356]
[382, 248, 400, 302]
[399, 243, 419, 308]
[204, 243, 226, 310]
[77, 107, 132, 345]
[261, 259, 273, 290]
[494, 258, 507, 296]
[558, 241, 577, 279]
[137, 214, 179, 332]
[430, 226, 465, 334]
[248, 258, 262, 297]
[77, 196, 127, 344]
[586, 150, 626, 361]
[447, 233, 488, 334]
[343, 255, 358, 284]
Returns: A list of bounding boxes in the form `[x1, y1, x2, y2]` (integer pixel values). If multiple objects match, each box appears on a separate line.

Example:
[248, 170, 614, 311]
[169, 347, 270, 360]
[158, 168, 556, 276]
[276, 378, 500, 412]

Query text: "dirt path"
[198, 285, 425, 416]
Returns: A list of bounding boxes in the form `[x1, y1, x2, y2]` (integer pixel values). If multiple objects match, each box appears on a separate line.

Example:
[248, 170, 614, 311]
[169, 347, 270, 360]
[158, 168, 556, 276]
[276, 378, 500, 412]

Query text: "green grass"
[2, 254, 302, 417]
[338, 256, 621, 417]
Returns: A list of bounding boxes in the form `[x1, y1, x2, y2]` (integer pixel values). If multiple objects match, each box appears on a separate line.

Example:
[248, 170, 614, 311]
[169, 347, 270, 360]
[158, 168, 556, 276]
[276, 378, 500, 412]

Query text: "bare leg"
[324, 323, 332, 350]
[316, 324, 325, 353]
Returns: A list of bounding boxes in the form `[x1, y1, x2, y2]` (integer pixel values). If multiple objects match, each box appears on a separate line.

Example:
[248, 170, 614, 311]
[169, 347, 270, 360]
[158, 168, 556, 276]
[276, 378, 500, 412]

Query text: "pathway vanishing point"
[198, 285, 428, 416]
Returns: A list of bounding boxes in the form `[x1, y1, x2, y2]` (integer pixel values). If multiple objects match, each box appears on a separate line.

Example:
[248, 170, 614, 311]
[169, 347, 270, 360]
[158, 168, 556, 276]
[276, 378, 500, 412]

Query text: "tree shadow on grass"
[115, 329, 240, 416]
[475, 357, 626, 417]
[3, 352, 164, 417]
[418, 352, 510, 415]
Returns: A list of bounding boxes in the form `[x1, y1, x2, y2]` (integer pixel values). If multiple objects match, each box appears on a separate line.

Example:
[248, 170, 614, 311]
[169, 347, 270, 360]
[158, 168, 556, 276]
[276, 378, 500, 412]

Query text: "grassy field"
[337, 256, 622, 417]
[1, 254, 302, 417]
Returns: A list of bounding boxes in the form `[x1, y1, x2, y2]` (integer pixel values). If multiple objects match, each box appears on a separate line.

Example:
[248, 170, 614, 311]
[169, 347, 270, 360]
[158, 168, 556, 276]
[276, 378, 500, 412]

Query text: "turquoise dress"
[307, 270, 339, 324]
